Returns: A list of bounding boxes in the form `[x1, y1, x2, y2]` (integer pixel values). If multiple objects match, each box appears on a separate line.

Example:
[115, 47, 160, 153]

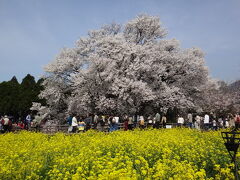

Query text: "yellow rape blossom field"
[0, 129, 237, 179]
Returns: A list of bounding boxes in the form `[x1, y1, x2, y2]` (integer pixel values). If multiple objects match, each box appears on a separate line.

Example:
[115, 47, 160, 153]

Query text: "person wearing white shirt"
[187, 113, 193, 128]
[204, 114, 210, 130]
[195, 115, 201, 130]
[2, 115, 10, 132]
[139, 116, 145, 129]
[177, 116, 184, 127]
[225, 120, 229, 128]
[112, 117, 119, 131]
[25, 114, 32, 129]
[72, 116, 78, 133]
[113, 117, 119, 123]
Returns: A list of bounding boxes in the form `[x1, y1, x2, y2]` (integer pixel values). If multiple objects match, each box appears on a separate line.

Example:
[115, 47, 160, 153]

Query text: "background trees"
[0, 74, 45, 120]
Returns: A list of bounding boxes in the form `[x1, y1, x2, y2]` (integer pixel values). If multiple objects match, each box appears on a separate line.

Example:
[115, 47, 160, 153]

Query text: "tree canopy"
[40, 14, 216, 119]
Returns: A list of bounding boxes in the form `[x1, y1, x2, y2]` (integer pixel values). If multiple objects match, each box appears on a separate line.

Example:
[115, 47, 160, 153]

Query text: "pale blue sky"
[0, 0, 240, 82]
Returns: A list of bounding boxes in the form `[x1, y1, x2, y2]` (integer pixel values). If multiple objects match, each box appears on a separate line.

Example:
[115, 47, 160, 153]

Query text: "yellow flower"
[0, 129, 233, 179]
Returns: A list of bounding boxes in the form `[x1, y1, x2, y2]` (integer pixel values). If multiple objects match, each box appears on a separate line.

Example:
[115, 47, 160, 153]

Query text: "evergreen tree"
[0, 74, 45, 119]
[0, 76, 20, 119]
[19, 74, 37, 117]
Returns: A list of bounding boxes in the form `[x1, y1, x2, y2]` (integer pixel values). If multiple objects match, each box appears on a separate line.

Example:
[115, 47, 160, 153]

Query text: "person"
[72, 115, 78, 133]
[108, 116, 113, 132]
[218, 117, 223, 129]
[147, 116, 153, 128]
[229, 114, 235, 129]
[112, 116, 119, 130]
[97, 115, 106, 132]
[154, 113, 161, 129]
[123, 115, 128, 131]
[25, 114, 32, 130]
[0, 116, 3, 132]
[84, 115, 92, 131]
[223, 117, 226, 128]
[93, 114, 99, 129]
[153, 117, 156, 127]
[177, 115, 184, 127]
[109, 116, 118, 132]
[187, 113, 193, 128]
[78, 119, 86, 132]
[212, 119, 217, 130]
[67, 115, 73, 133]
[139, 116, 145, 129]
[194, 115, 201, 130]
[133, 115, 139, 128]
[96, 116, 102, 131]
[1, 115, 10, 133]
[161, 115, 167, 128]
[204, 113, 210, 130]
[101, 115, 106, 131]
[128, 117, 134, 130]
[235, 114, 240, 130]
[113, 116, 119, 123]
[225, 120, 229, 128]
[17, 120, 25, 129]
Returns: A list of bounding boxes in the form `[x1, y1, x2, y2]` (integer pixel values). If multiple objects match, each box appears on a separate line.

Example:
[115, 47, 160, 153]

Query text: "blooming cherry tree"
[39, 14, 215, 119]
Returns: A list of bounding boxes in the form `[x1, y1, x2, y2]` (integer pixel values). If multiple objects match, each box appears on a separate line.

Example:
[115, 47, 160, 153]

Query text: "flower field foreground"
[0, 129, 236, 179]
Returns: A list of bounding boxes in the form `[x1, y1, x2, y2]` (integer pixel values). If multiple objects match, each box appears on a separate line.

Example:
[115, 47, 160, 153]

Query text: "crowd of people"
[65, 112, 240, 133]
[1, 112, 240, 133]
[0, 113, 43, 133]
[176, 113, 240, 130]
